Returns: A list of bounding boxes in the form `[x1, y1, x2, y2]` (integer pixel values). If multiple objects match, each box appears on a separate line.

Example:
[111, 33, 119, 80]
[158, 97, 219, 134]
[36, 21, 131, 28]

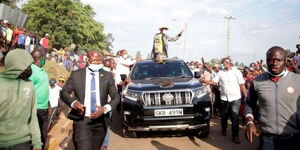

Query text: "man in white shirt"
[115, 49, 136, 77]
[200, 57, 248, 144]
[48, 78, 62, 129]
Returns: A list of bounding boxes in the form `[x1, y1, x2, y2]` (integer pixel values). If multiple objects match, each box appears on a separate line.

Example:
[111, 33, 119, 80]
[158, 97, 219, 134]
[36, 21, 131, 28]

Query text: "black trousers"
[37, 109, 49, 149]
[73, 117, 107, 150]
[0, 141, 31, 150]
[258, 132, 300, 150]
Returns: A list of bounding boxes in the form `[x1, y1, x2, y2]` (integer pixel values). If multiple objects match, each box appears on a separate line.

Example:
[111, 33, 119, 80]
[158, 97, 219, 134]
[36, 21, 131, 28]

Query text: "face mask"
[88, 64, 103, 72]
[18, 67, 32, 80]
[220, 64, 225, 70]
[103, 67, 111, 72]
[123, 54, 128, 59]
[40, 56, 46, 68]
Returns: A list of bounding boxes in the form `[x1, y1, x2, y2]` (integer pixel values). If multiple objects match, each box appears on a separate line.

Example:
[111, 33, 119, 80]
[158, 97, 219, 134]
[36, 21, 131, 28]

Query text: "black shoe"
[232, 136, 241, 144]
[221, 128, 227, 136]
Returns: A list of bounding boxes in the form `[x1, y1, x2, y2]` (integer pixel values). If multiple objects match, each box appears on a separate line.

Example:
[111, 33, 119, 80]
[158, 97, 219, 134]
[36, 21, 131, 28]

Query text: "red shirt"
[42, 37, 49, 48]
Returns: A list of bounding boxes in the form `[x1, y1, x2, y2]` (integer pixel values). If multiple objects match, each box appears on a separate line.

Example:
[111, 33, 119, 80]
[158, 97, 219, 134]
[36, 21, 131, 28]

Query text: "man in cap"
[48, 78, 62, 130]
[152, 26, 183, 59]
[0, 49, 42, 150]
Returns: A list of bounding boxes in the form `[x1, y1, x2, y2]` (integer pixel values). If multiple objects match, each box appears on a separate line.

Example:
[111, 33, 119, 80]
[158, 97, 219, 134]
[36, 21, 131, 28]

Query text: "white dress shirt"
[212, 67, 245, 102]
[75, 68, 112, 117]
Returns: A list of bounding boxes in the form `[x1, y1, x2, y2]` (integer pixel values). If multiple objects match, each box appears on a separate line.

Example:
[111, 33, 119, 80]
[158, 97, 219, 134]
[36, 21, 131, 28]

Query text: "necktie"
[91, 72, 96, 113]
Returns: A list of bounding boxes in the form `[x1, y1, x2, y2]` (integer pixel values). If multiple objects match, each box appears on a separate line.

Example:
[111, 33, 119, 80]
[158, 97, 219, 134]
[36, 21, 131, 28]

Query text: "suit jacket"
[60, 68, 120, 128]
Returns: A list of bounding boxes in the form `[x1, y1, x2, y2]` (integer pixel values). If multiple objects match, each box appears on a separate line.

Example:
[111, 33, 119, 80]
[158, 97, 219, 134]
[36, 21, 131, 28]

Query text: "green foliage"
[21, 0, 111, 51]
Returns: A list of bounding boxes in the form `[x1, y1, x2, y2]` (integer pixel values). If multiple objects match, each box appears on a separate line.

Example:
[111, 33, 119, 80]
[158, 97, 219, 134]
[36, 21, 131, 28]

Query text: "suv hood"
[129, 77, 203, 91]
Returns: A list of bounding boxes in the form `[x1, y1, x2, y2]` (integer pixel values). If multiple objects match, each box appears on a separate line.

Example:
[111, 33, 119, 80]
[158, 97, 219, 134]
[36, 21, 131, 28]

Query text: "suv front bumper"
[122, 94, 211, 131]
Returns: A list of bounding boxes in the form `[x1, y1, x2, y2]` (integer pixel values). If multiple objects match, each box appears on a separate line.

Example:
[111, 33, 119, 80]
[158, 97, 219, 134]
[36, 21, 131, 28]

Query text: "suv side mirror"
[194, 72, 201, 79]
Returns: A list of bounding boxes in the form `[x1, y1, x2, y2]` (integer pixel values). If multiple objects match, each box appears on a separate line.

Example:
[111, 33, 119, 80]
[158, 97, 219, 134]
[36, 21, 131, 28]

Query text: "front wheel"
[193, 121, 210, 138]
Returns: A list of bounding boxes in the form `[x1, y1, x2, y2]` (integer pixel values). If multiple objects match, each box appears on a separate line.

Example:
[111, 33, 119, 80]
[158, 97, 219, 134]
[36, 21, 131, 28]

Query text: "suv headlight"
[123, 89, 143, 102]
[192, 86, 207, 98]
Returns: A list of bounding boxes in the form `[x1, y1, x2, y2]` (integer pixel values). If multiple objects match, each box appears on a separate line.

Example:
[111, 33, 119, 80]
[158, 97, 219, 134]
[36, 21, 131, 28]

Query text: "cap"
[45, 33, 49, 37]
[59, 76, 65, 81]
[49, 78, 56, 85]
[3, 20, 8, 24]
[159, 26, 169, 30]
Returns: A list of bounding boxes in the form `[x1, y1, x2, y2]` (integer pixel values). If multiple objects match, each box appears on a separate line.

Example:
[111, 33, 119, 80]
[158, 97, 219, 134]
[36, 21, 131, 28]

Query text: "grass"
[44, 61, 70, 80]
[0, 60, 70, 81]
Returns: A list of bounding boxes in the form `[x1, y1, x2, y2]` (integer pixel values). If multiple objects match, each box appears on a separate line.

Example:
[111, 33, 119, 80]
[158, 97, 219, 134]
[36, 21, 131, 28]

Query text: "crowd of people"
[185, 44, 300, 148]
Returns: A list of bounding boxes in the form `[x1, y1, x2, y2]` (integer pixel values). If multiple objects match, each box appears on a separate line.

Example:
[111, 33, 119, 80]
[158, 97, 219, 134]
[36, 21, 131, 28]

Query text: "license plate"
[154, 109, 183, 117]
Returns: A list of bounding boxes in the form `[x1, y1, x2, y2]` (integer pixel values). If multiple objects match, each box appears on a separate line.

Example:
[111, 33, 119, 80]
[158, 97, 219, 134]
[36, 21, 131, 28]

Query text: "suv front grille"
[143, 91, 192, 106]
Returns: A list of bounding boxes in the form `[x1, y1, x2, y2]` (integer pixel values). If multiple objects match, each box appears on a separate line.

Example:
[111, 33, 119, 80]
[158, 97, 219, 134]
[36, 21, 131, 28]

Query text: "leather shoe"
[221, 129, 227, 136]
[232, 136, 241, 144]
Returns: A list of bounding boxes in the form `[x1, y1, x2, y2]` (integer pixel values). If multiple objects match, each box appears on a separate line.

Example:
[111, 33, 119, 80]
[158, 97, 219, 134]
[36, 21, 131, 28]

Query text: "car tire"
[193, 121, 210, 138]
[122, 124, 139, 138]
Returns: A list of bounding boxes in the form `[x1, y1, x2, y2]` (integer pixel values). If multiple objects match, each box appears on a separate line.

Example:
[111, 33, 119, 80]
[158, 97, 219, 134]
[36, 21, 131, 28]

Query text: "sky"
[78, 0, 300, 65]
[17, 0, 299, 65]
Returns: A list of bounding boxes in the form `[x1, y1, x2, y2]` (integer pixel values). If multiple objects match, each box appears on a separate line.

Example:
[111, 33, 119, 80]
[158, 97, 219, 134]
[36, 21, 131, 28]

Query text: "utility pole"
[224, 16, 235, 57]
[183, 23, 187, 61]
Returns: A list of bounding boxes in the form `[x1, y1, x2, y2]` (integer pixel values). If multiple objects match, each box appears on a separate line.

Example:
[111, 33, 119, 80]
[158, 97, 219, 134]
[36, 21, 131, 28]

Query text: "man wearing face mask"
[152, 26, 183, 59]
[115, 49, 136, 77]
[245, 46, 300, 150]
[0, 49, 42, 150]
[29, 50, 49, 149]
[60, 50, 119, 150]
[199, 57, 248, 144]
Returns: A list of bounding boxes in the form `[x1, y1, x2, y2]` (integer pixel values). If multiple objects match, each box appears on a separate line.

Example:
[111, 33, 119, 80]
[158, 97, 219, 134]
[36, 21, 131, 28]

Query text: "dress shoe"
[232, 136, 241, 144]
[221, 129, 227, 136]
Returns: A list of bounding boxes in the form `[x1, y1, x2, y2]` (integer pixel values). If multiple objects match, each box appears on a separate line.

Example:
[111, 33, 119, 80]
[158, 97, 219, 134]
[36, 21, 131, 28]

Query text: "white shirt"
[25, 36, 31, 45]
[49, 84, 62, 108]
[83, 68, 111, 117]
[115, 56, 136, 77]
[212, 67, 245, 102]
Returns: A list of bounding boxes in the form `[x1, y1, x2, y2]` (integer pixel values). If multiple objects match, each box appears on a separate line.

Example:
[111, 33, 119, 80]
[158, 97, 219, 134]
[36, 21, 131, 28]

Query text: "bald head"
[266, 46, 286, 58]
[87, 50, 103, 65]
[31, 50, 42, 60]
[266, 46, 287, 75]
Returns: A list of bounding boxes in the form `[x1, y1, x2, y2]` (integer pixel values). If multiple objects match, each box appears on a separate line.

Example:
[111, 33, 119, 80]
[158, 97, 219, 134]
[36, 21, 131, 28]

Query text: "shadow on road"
[151, 140, 179, 150]
[110, 108, 258, 150]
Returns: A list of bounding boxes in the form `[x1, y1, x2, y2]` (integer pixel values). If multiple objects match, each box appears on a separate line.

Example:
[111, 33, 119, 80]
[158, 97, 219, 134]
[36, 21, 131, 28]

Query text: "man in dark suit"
[60, 50, 119, 150]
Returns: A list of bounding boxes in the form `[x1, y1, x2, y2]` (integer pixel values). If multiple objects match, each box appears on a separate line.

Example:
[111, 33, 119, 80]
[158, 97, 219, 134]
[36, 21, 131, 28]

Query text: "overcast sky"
[81, 0, 299, 65]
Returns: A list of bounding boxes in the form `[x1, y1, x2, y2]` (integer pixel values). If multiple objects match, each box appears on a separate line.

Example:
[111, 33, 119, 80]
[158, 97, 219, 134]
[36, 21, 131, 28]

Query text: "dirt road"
[62, 111, 259, 150]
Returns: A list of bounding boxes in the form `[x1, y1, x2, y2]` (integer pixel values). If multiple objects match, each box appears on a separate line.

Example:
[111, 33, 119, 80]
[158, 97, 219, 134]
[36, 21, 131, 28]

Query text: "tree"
[21, 0, 109, 51]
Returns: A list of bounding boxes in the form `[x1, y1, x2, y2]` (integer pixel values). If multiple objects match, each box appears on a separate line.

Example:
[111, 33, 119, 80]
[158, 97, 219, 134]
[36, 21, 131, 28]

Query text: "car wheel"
[193, 121, 210, 138]
[122, 125, 138, 138]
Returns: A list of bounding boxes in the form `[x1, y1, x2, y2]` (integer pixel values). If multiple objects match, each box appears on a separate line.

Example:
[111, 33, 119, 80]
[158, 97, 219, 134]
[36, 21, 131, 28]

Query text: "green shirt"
[29, 64, 49, 109]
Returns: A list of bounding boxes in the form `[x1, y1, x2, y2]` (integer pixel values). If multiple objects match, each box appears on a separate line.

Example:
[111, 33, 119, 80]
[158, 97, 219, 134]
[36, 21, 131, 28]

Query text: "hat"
[59, 76, 65, 81]
[3, 20, 8, 24]
[159, 26, 169, 30]
[49, 78, 56, 85]
[45, 33, 49, 37]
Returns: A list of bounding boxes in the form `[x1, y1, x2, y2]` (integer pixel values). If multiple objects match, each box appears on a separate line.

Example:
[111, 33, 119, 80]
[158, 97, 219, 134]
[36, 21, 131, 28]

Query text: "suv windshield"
[131, 61, 193, 80]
